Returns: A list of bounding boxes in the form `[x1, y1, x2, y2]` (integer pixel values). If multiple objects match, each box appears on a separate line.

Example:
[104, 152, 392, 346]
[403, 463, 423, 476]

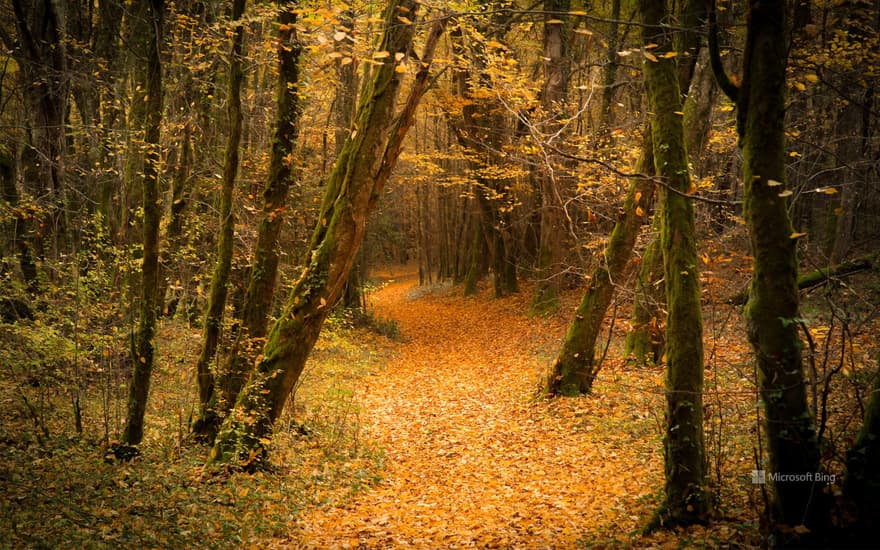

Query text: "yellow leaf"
[238, 488, 249, 498]
[778, 189, 793, 197]
[804, 73, 819, 83]
[373, 50, 390, 59]
[547, 19, 564, 24]
[790, 231, 808, 239]
[643, 51, 658, 62]
[635, 191, 642, 202]
[574, 28, 593, 35]
[767, 179, 783, 187]
[395, 63, 406, 73]
[662, 51, 677, 58]
[396, 16, 413, 24]
[794, 81, 806, 91]
[701, 253, 710, 265]
[820, 187, 838, 195]
[635, 206, 644, 216]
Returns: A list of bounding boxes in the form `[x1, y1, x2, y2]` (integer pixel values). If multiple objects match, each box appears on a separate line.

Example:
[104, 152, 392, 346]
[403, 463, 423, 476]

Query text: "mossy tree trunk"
[334, 10, 365, 310]
[122, 0, 164, 446]
[548, 130, 654, 395]
[531, 0, 571, 315]
[193, 0, 247, 434]
[713, 0, 824, 532]
[843, 358, 880, 540]
[626, 0, 712, 364]
[624, 210, 664, 364]
[193, 0, 302, 439]
[207, 3, 445, 467]
[640, 0, 709, 527]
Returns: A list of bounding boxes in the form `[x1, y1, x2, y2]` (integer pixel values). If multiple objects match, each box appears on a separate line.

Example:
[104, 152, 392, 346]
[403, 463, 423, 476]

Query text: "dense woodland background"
[1, 0, 879, 547]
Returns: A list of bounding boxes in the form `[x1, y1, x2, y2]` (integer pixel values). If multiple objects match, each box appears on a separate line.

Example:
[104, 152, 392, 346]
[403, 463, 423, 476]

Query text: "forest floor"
[293, 267, 764, 548]
[8, 251, 875, 548]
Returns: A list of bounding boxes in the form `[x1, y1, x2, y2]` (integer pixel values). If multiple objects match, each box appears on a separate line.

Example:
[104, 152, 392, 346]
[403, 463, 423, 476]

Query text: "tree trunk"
[640, 0, 709, 527]
[531, 0, 571, 315]
[156, 121, 193, 317]
[726, 0, 824, 533]
[192, 0, 247, 435]
[10, 0, 70, 258]
[548, 130, 654, 395]
[334, 10, 365, 309]
[626, 32, 715, 364]
[462, 211, 486, 296]
[624, 211, 664, 364]
[195, 0, 305, 436]
[207, 4, 444, 467]
[122, 0, 164, 447]
[843, 359, 880, 540]
[598, 0, 622, 133]
[0, 146, 39, 293]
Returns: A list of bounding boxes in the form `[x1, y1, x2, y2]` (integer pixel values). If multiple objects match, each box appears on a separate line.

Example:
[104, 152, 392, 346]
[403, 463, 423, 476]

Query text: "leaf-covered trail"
[297, 274, 663, 547]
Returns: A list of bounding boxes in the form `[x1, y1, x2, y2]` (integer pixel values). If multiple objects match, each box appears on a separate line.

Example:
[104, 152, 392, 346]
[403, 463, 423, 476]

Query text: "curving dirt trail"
[296, 273, 662, 548]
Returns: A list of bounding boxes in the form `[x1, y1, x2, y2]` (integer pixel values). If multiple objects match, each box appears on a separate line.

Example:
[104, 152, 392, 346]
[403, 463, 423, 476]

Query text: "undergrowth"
[0, 311, 389, 548]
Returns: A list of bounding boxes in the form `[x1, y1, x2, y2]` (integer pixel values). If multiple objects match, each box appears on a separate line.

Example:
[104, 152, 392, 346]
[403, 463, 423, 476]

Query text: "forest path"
[296, 273, 662, 547]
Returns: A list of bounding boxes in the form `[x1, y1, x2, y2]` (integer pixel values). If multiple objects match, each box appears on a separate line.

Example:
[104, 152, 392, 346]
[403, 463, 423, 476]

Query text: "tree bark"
[122, 0, 164, 447]
[192, 0, 247, 435]
[843, 359, 880, 540]
[197, 0, 305, 437]
[734, 0, 824, 533]
[548, 130, 654, 395]
[531, 0, 571, 315]
[10, 0, 70, 257]
[624, 210, 664, 364]
[626, 33, 715, 363]
[640, 0, 709, 527]
[207, 3, 445, 467]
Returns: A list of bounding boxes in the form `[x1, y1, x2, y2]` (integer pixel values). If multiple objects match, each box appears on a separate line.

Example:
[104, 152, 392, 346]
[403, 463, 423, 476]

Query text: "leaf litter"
[296, 273, 675, 548]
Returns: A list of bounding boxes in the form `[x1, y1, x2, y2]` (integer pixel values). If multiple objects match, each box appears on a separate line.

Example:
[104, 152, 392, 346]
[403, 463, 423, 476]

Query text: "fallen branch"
[727, 250, 880, 305]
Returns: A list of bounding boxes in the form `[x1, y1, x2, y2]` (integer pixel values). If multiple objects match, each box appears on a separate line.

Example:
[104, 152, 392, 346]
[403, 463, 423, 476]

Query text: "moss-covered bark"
[193, 0, 247, 436]
[207, 1, 444, 466]
[156, 122, 192, 317]
[548, 130, 654, 396]
[734, 0, 823, 532]
[200, 1, 305, 433]
[624, 211, 664, 364]
[843, 358, 880, 539]
[122, 0, 163, 446]
[639, 0, 709, 527]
